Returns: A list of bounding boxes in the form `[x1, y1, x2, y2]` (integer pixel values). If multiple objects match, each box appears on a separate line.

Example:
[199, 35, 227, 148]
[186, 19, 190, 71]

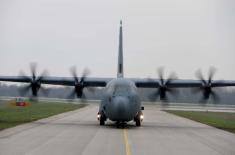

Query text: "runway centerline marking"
[123, 129, 132, 155]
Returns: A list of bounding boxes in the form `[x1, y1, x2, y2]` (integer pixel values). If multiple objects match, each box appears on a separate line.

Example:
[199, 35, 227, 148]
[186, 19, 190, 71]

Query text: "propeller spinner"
[19, 63, 48, 97]
[68, 67, 90, 99]
[193, 67, 219, 102]
[149, 67, 178, 101]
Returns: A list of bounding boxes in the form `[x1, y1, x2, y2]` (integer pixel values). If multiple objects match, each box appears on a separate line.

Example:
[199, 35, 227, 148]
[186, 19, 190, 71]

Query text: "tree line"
[0, 83, 234, 104]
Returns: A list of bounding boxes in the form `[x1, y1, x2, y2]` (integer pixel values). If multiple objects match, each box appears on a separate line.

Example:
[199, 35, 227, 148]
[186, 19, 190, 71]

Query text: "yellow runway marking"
[123, 129, 132, 155]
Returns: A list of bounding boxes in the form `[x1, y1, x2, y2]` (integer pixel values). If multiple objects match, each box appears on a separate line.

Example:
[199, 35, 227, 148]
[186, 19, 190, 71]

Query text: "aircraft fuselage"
[99, 78, 142, 123]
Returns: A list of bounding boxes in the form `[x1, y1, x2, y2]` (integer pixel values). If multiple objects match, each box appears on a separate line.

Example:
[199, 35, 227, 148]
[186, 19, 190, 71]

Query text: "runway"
[0, 105, 235, 155]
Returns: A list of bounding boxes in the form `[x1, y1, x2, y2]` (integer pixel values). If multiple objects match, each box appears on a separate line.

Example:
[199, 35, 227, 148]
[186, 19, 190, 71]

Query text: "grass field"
[165, 110, 235, 134]
[0, 100, 86, 130]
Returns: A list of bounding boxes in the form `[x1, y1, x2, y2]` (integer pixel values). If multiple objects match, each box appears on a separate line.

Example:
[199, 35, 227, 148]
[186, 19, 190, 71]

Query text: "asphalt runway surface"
[0, 104, 235, 155]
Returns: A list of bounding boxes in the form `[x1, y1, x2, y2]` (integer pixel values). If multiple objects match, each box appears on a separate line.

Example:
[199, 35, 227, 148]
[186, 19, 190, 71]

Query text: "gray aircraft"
[1, 21, 235, 127]
[97, 21, 144, 126]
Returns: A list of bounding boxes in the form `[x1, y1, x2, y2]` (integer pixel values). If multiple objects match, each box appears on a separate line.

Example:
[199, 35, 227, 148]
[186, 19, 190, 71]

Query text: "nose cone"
[113, 96, 128, 113]
[106, 96, 134, 121]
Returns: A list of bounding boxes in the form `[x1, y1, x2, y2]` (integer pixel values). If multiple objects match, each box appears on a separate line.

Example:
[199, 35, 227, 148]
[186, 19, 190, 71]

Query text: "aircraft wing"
[131, 78, 235, 88]
[1, 76, 235, 88]
[0, 76, 31, 83]
[131, 78, 235, 100]
[0, 76, 111, 87]
[41, 77, 111, 87]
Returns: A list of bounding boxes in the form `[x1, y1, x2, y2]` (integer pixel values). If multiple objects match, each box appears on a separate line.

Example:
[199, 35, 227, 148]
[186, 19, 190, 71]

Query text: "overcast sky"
[0, 0, 235, 80]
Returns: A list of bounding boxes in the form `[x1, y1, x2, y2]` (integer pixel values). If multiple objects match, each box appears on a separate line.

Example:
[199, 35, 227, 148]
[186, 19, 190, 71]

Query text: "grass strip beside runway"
[0, 101, 86, 130]
[165, 110, 235, 134]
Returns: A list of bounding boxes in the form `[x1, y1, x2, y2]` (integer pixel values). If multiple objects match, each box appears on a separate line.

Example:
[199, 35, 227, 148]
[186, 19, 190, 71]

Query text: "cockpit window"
[113, 84, 130, 96]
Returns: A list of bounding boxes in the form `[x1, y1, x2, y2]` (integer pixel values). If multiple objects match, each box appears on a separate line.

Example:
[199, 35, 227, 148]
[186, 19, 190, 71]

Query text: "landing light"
[140, 114, 144, 120]
[97, 114, 101, 120]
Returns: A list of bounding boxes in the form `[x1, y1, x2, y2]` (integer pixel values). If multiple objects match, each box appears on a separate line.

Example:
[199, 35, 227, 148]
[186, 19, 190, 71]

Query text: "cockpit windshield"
[113, 84, 130, 96]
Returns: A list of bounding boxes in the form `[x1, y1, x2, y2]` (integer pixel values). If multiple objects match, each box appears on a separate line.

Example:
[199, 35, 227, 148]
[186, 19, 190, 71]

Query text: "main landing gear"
[134, 111, 144, 127]
[97, 112, 106, 125]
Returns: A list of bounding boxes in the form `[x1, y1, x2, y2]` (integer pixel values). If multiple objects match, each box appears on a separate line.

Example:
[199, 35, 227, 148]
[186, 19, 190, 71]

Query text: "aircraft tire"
[100, 115, 105, 125]
[136, 118, 141, 126]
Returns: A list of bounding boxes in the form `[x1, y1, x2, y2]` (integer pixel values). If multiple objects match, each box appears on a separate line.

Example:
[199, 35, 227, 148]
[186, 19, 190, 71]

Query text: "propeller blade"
[148, 68, 178, 102]
[40, 86, 49, 96]
[80, 68, 90, 83]
[18, 63, 47, 97]
[167, 88, 179, 96]
[37, 70, 49, 81]
[149, 89, 160, 101]
[69, 67, 91, 99]
[195, 69, 206, 85]
[19, 84, 31, 96]
[195, 67, 218, 103]
[30, 63, 37, 80]
[211, 90, 220, 103]
[208, 67, 216, 84]
[165, 72, 177, 85]
[71, 67, 79, 84]
[160, 94, 168, 101]
[157, 67, 164, 85]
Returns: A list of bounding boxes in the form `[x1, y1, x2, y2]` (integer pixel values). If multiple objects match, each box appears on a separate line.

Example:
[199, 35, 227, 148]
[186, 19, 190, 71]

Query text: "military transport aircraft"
[0, 21, 235, 127]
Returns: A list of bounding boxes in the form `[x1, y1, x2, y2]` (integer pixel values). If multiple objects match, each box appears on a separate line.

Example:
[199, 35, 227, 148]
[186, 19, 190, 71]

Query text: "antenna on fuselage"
[117, 20, 124, 78]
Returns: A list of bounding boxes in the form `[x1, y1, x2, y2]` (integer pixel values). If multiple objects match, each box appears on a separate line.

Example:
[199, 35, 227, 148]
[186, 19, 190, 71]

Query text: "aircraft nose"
[113, 96, 129, 113]
[107, 96, 133, 121]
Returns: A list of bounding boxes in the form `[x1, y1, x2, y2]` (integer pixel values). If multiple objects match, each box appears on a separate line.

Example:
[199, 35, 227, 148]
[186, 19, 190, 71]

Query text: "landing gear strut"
[116, 121, 126, 128]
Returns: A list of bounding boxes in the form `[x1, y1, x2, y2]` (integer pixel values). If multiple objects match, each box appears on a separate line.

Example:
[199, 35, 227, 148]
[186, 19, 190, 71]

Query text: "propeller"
[193, 67, 219, 102]
[67, 67, 90, 99]
[19, 63, 48, 98]
[149, 67, 178, 101]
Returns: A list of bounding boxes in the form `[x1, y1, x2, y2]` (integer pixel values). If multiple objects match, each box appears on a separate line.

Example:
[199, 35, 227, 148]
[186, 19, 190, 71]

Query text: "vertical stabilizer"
[117, 20, 124, 78]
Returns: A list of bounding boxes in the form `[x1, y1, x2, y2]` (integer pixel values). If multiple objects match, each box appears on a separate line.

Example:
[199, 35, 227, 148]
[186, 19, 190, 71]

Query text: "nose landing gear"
[115, 121, 126, 128]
